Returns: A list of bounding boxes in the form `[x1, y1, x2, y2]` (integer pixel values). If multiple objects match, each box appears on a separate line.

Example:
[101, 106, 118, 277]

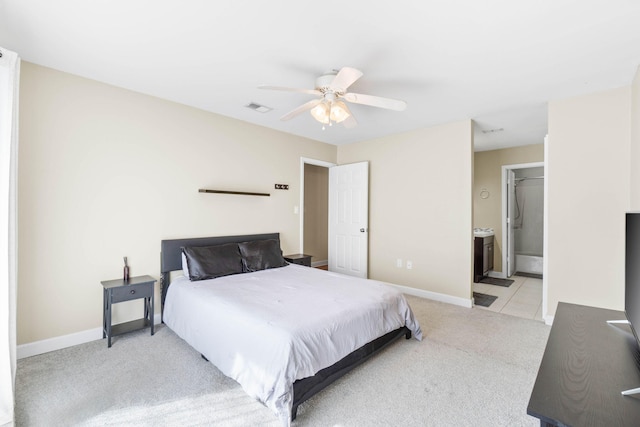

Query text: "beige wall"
[18, 62, 337, 344]
[631, 66, 640, 210]
[473, 144, 544, 273]
[546, 86, 631, 317]
[338, 121, 474, 301]
[20, 58, 638, 345]
[303, 164, 328, 263]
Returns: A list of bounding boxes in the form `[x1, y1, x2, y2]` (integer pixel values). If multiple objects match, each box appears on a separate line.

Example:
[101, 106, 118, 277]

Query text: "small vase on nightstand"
[123, 257, 130, 281]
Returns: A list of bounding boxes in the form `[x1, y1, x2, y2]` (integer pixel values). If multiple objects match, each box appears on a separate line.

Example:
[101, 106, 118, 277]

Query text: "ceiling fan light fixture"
[310, 100, 350, 125]
[310, 102, 330, 124]
[330, 101, 349, 123]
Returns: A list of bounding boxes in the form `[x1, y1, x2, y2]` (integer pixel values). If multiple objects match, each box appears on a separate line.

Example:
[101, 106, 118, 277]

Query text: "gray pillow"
[238, 239, 288, 272]
[182, 243, 243, 281]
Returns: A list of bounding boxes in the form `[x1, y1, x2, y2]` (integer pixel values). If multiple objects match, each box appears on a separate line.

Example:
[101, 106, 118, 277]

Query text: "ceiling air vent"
[481, 128, 504, 134]
[245, 102, 272, 113]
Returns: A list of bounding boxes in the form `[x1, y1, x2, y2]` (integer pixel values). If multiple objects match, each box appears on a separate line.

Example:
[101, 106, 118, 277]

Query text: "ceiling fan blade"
[280, 98, 322, 121]
[329, 67, 363, 92]
[340, 103, 358, 128]
[258, 85, 321, 96]
[342, 115, 358, 128]
[343, 92, 407, 111]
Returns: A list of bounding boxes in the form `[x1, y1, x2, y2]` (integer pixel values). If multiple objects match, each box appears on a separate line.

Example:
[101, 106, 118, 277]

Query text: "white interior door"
[328, 162, 369, 278]
[507, 169, 516, 277]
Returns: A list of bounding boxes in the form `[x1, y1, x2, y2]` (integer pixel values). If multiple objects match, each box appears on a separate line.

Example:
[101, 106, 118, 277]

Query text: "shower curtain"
[0, 46, 20, 426]
[514, 177, 544, 256]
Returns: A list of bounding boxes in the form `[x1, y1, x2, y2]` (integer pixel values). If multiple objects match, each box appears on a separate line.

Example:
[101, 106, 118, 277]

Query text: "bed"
[160, 233, 422, 425]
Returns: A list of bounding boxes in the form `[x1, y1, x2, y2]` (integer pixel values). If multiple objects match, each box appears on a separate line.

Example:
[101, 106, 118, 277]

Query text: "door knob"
[360, 228, 366, 232]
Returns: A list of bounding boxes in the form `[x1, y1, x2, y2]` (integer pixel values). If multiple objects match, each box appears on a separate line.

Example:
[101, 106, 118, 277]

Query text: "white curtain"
[0, 47, 20, 427]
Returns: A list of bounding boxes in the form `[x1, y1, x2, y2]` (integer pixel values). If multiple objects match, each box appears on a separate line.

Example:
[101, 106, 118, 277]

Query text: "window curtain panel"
[0, 47, 20, 427]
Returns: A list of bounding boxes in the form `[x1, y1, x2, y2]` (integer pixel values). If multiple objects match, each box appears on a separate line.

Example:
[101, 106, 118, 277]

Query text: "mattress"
[163, 263, 422, 425]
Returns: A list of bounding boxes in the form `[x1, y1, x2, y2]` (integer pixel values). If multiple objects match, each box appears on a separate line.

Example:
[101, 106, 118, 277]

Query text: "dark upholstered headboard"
[159, 233, 280, 318]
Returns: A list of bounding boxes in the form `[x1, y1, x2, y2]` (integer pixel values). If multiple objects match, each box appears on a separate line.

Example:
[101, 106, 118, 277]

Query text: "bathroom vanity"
[473, 229, 494, 282]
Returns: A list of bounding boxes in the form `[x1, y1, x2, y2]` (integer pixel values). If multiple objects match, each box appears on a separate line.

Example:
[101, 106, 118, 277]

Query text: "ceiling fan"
[258, 67, 407, 129]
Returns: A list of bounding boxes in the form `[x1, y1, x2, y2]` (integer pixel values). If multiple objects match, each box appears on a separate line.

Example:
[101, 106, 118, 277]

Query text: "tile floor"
[473, 274, 543, 322]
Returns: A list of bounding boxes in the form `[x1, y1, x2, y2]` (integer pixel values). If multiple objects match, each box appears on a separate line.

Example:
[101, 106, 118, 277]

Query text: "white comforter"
[163, 264, 422, 425]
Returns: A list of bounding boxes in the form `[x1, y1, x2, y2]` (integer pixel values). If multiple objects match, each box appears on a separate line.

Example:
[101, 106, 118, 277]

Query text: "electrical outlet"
[396, 258, 403, 268]
[275, 184, 289, 190]
[406, 260, 413, 270]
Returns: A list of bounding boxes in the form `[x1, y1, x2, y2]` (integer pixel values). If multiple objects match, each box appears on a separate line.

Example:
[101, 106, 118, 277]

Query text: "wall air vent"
[245, 102, 272, 113]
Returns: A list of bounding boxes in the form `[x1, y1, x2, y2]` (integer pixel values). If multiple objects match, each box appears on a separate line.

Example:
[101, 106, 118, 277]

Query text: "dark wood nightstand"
[101, 275, 155, 348]
[284, 253, 312, 267]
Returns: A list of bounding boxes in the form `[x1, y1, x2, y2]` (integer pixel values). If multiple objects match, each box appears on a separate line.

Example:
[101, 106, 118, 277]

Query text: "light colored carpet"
[15, 295, 550, 426]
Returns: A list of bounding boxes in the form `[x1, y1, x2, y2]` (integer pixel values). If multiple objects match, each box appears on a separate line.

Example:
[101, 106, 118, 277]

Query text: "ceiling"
[1, 1, 639, 151]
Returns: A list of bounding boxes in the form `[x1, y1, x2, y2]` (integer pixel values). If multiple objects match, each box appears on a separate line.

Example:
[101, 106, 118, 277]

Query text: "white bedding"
[163, 263, 422, 425]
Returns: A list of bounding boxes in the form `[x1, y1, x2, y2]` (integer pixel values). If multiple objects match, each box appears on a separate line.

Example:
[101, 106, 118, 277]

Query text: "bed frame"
[160, 232, 411, 421]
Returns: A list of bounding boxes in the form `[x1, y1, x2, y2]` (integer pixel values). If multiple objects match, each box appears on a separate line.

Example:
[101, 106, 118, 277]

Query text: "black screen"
[626, 213, 640, 346]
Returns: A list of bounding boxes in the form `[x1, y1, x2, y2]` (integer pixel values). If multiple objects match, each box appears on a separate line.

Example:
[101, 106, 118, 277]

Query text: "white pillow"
[181, 251, 190, 279]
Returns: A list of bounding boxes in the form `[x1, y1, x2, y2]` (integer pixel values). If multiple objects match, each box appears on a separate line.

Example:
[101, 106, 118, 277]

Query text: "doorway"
[299, 158, 370, 278]
[302, 162, 330, 267]
[299, 158, 334, 268]
[502, 162, 544, 278]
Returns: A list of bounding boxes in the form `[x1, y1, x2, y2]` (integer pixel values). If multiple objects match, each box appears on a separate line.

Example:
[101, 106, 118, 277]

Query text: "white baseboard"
[17, 327, 103, 359]
[17, 314, 162, 359]
[389, 283, 473, 308]
[18, 285, 474, 359]
[311, 259, 328, 268]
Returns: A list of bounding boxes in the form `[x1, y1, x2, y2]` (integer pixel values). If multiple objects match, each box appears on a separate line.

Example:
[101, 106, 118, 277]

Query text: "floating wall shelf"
[198, 189, 270, 197]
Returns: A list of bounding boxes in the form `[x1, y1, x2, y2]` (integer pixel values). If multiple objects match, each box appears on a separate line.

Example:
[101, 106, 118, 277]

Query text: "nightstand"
[101, 275, 155, 348]
[284, 253, 312, 267]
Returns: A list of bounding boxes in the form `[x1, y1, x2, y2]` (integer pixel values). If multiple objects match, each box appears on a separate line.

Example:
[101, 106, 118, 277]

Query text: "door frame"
[506, 169, 517, 278]
[299, 157, 336, 254]
[501, 161, 544, 279]
[501, 153, 550, 324]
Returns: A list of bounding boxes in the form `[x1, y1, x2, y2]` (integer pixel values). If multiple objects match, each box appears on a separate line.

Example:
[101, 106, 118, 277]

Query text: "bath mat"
[515, 272, 543, 279]
[473, 292, 498, 307]
[479, 277, 514, 287]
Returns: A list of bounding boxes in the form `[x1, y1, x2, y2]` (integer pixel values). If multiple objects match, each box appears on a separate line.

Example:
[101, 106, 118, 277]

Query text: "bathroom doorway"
[502, 162, 544, 278]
